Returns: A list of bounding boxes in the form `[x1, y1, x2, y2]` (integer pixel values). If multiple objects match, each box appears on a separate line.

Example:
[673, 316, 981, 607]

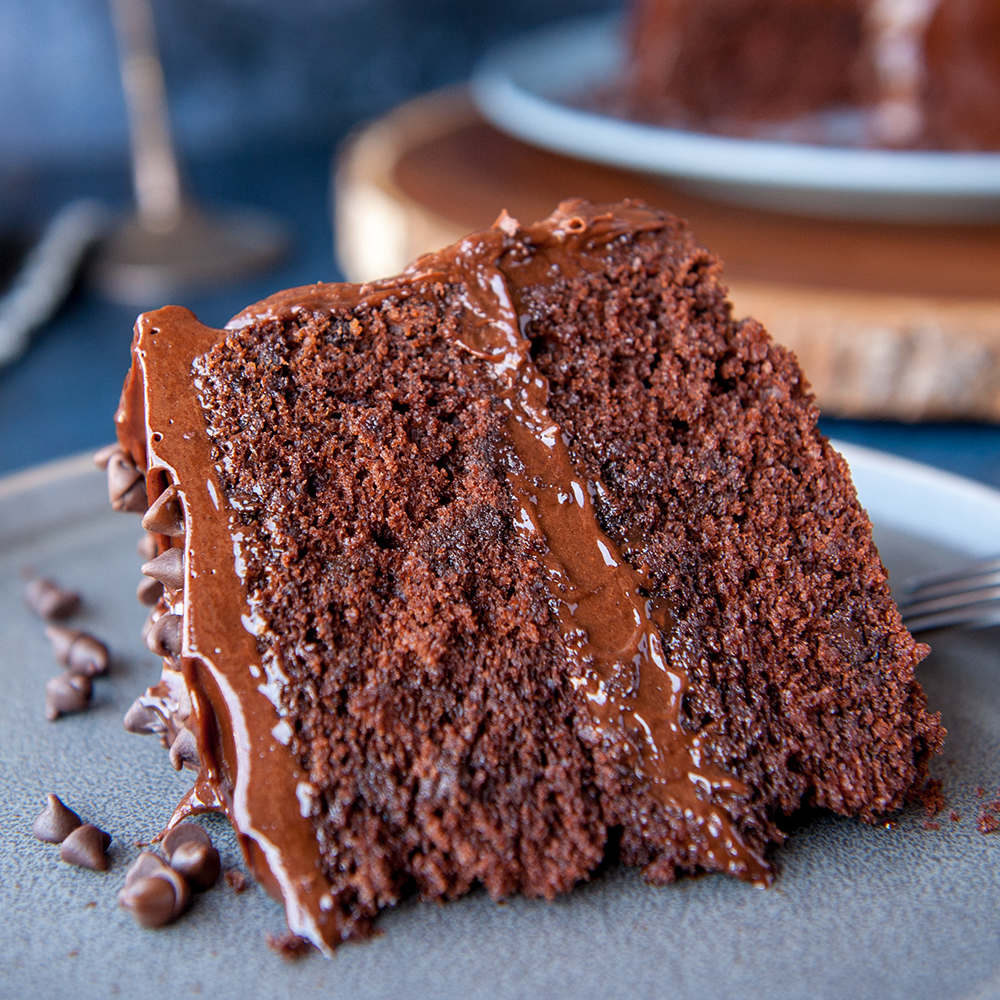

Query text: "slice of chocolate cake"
[110, 199, 943, 954]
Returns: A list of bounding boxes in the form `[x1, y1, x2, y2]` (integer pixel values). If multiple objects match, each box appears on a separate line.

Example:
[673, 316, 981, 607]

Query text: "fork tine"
[900, 553, 1000, 635]
[903, 555, 1000, 595]
[903, 567, 1000, 602]
[899, 584, 1000, 618]
[904, 598, 1000, 634]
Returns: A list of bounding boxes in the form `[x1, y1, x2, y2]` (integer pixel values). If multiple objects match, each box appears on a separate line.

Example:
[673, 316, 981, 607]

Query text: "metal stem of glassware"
[108, 0, 184, 232]
[91, 0, 287, 303]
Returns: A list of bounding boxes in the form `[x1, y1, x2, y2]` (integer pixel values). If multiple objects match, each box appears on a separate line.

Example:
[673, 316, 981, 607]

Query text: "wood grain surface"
[334, 90, 1000, 420]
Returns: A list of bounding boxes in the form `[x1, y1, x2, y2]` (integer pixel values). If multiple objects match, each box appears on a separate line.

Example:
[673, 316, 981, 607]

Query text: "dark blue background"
[1, 0, 997, 489]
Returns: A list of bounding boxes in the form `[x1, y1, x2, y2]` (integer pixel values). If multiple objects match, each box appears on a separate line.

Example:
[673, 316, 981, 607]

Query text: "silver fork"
[899, 555, 1000, 634]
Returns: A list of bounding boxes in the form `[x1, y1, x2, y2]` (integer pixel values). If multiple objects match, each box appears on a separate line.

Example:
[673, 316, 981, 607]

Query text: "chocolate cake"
[110, 199, 943, 954]
[626, 0, 1000, 150]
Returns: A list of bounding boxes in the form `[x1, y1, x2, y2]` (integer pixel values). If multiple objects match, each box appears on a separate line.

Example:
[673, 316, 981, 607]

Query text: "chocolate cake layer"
[627, 0, 865, 127]
[115, 200, 943, 953]
[625, 0, 1000, 149]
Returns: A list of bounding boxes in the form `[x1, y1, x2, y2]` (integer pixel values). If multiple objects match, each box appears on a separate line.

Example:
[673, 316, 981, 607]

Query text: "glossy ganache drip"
[115, 199, 768, 955]
[422, 206, 768, 881]
[116, 305, 343, 952]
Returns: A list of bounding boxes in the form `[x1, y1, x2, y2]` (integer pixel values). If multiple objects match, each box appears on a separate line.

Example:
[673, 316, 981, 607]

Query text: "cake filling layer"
[442, 218, 767, 880]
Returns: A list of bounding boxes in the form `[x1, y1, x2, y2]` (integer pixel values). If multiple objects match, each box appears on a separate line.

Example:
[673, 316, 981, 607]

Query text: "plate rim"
[470, 15, 1000, 205]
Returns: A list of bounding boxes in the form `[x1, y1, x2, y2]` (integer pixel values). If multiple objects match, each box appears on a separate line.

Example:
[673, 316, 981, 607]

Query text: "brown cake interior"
[184, 202, 942, 942]
[626, 0, 865, 127]
[923, 0, 1000, 149]
[624, 0, 1000, 149]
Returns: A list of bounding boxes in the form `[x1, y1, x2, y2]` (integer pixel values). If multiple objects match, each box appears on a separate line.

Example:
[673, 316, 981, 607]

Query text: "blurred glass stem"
[111, 0, 184, 232]
[91, 0, 287, 304]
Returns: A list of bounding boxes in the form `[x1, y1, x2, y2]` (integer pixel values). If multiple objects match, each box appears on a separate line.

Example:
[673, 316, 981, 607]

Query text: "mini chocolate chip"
[146, 613, 182, 657]
[137, 533, 158, 561]
[45, 625, 109, 677]
[107, 452, 146, 513]
[118, 873, 187, 928]
[136, 575, 164, 606]
[124, 850, 173, 888]
[124, 851, 191, 917]
[141, 547, 184, 591]
[162, 822, 211, 857]
[45, 672, 92, 720]
[123, 698, 164, 735]
[118, 480, 148, 514]
[60, 823, 111, 871]
[169, 840, 220, 891]
[140, 609, 157, 643]
[32, 793, 83, 843]
[24, 577, 81, 620]
[141, 485, 185, 537]
[168, 727, 199, 771]
[92, 443, 121, 469]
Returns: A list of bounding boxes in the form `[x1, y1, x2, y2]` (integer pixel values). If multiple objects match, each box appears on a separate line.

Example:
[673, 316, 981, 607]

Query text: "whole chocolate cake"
[626, 0, 1000, 149]
[109, 200, 943, 954]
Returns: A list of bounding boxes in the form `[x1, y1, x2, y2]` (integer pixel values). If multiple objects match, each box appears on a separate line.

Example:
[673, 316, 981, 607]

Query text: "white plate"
[835, 441, 1000, 559]
[2, 445, 999, 998]
[471, 16, 1000, 221]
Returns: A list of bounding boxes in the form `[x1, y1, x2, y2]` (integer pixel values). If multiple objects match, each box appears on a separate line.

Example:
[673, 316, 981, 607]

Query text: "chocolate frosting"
[117, 199, 766, 954]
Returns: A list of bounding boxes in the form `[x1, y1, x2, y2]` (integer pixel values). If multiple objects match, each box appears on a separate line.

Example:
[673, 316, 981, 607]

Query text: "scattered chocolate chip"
[118, 869, 191, 928]
[142, 485, 185, 537]
[24, 576, 81, 620]
[146, 613, 182, 657]
[141, 547, 184, 591]
[169, 840, 221, 891]
[60, 823, 111, 871]
[107, 451, 147, 513]
[45, 625, 109, 678]
[32, 793, 83, 843]
[168, 727, 200, 771]
[136, 575, 164, 606]
[92, 443, 121, 469]
[137, 533, 158, 561]
[119, 876, 177, 928]
[162, 822, 211, 857]
[45, 671, 92, 720]
[163, 824, 218, 891]
[124, 849, 173, 888]
[224, 869, 249, 893]
[266, 930, 312, 960]
[121, 850, 193, 927]
[123, 698, 164, 735]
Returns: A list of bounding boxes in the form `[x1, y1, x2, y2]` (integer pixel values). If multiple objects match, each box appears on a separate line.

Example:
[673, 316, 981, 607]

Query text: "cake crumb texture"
[193, 202, 943, 941]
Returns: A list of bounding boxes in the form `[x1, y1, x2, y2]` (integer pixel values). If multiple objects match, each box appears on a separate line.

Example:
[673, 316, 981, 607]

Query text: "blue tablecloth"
[1, 141, 998, 490]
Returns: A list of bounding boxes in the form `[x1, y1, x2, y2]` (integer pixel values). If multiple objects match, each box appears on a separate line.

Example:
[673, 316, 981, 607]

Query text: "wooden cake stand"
[334, 91, 1000, 421]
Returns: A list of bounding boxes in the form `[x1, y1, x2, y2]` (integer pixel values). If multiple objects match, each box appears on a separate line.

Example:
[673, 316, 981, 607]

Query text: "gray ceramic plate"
[1, 444, 998, 999]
